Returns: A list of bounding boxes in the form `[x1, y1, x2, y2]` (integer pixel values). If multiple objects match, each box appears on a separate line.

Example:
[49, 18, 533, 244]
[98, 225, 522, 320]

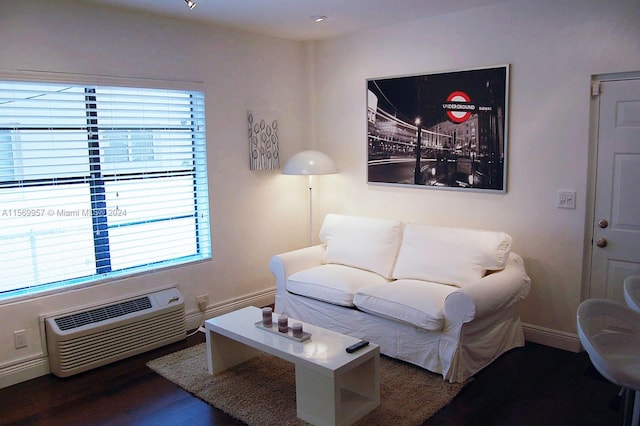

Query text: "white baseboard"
[4, 292, 576, 390]
[185, 287, 276, 331]
[1, 287, 277, 390]
[0, 356, 50, 389]
[523, 323, 582, 353]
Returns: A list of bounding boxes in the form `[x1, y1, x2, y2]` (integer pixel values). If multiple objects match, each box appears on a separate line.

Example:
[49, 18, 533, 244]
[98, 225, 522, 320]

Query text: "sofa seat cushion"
[353, 279, 457, 331]
[392, 223, 512, 287]
[319, 213, 403, 279]
[287, 264, 392, 307]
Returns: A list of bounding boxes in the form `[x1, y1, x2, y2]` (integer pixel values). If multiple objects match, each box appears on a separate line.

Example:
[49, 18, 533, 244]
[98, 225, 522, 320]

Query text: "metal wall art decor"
[248, 109, 279, 170]
[367, 65, 509, 192]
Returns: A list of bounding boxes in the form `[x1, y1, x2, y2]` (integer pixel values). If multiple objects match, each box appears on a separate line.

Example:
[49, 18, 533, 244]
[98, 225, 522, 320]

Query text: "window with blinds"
[0, 79, 211, 299]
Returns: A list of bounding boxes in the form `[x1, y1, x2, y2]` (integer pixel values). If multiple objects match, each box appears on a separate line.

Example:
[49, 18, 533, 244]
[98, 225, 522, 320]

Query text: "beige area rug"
[147, 343, 465, 425]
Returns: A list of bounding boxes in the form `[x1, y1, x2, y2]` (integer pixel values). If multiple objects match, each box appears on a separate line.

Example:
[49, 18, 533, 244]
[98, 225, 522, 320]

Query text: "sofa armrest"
[444, 252, 531, 325]
[269, 245, 325, 298]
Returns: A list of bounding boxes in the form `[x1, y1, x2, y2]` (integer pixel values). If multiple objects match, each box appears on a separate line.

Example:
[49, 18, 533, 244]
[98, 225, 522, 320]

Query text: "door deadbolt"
[598, 219, 609, 229]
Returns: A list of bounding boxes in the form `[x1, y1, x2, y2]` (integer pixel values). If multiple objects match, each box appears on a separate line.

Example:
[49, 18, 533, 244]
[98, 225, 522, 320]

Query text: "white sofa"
[269, 213, 531, 383]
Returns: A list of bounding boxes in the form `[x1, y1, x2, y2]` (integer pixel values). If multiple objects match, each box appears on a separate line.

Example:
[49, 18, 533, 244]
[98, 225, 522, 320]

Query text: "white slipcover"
[269, 214, 531, 383]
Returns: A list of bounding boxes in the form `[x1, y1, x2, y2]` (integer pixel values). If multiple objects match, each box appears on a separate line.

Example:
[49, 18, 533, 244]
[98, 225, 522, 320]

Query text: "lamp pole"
[307, 175, 314, 246]
[414, 118, 422, 184]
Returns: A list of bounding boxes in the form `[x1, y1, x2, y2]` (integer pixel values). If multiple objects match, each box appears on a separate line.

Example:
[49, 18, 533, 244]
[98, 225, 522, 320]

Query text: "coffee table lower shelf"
[295, 355, 380, 426]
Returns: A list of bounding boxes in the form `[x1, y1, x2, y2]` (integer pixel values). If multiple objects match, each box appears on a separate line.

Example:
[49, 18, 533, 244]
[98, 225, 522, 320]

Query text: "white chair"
[611, 275, 640, 413]
[577, 299, 640, 426]
[624, 275, 640, 313]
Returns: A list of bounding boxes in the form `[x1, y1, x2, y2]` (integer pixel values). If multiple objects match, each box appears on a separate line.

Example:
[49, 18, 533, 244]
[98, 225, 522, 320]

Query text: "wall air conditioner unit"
[45, 287, 186, 377]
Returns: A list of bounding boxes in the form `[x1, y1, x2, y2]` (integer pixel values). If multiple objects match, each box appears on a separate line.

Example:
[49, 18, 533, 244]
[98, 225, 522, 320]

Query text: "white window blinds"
[0, 79, 210, 299]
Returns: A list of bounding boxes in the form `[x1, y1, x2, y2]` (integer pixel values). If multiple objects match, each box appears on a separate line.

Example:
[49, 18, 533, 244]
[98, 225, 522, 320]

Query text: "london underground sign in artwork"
[367, 65, 509, 192]
[443, 91, 494, 124]
[443, 91, 473, 123]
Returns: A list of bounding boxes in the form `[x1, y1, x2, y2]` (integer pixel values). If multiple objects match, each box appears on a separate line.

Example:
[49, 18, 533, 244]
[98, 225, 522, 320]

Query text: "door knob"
[596, 238, 608, 248]
[598, 219, 609, 229]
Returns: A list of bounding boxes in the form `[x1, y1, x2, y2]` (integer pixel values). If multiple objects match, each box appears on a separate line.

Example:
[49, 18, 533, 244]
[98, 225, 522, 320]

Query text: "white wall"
[311, 0, 640, 347]
[0, 0, 311, 386]
[1, 0, 639, 388]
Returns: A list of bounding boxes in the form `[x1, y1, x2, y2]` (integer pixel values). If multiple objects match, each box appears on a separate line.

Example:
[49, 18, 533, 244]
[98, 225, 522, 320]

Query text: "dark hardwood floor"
[0, 331, 623, 426]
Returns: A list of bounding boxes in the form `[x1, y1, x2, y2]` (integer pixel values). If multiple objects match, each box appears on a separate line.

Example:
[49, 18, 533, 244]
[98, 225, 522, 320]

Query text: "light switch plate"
[557, 190, 576, 209]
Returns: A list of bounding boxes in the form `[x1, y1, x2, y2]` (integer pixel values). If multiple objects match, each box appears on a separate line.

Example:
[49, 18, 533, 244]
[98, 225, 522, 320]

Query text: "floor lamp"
[282, 150, 338, 246]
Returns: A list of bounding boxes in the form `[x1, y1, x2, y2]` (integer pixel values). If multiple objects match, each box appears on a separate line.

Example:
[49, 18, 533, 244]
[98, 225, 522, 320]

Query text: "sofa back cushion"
[392, 223, 512, 287]
[319, 213, 403, 279]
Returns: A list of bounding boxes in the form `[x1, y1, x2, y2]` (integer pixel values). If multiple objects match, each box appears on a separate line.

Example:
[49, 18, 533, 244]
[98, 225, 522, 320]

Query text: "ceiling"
[79, 0, 514, 41]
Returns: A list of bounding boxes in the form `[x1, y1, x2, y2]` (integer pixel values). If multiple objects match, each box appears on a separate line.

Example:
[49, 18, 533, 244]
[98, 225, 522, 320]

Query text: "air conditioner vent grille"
[54, 296, 152, 331]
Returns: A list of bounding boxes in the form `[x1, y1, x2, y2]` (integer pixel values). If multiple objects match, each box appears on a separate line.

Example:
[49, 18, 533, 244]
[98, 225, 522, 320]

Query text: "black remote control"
[346, 340, 369, 353]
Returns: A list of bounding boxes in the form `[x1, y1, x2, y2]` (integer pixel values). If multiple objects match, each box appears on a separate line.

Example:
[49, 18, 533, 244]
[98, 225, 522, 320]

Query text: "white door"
[589, 76, 640, 303]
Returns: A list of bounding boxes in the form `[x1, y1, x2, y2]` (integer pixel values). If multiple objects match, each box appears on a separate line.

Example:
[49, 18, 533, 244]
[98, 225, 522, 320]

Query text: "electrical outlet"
[14, 330, 27, 349]
[196, 294, 209, 312]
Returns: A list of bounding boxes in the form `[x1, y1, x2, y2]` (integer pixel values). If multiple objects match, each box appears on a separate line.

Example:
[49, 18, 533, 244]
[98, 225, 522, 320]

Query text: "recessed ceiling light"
[311, 15, 328, 23]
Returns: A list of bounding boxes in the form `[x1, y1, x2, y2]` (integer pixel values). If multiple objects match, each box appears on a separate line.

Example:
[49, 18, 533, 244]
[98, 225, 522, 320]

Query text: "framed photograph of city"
[367, 65, 509, 192]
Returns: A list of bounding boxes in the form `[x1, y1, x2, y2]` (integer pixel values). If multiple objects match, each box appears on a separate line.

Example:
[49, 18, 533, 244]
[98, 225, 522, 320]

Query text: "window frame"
[0, 70, 211, 302]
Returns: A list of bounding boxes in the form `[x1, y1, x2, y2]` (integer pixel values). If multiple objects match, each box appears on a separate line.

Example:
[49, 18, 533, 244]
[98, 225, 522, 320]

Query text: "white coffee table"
[204, 306, 380, 426]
